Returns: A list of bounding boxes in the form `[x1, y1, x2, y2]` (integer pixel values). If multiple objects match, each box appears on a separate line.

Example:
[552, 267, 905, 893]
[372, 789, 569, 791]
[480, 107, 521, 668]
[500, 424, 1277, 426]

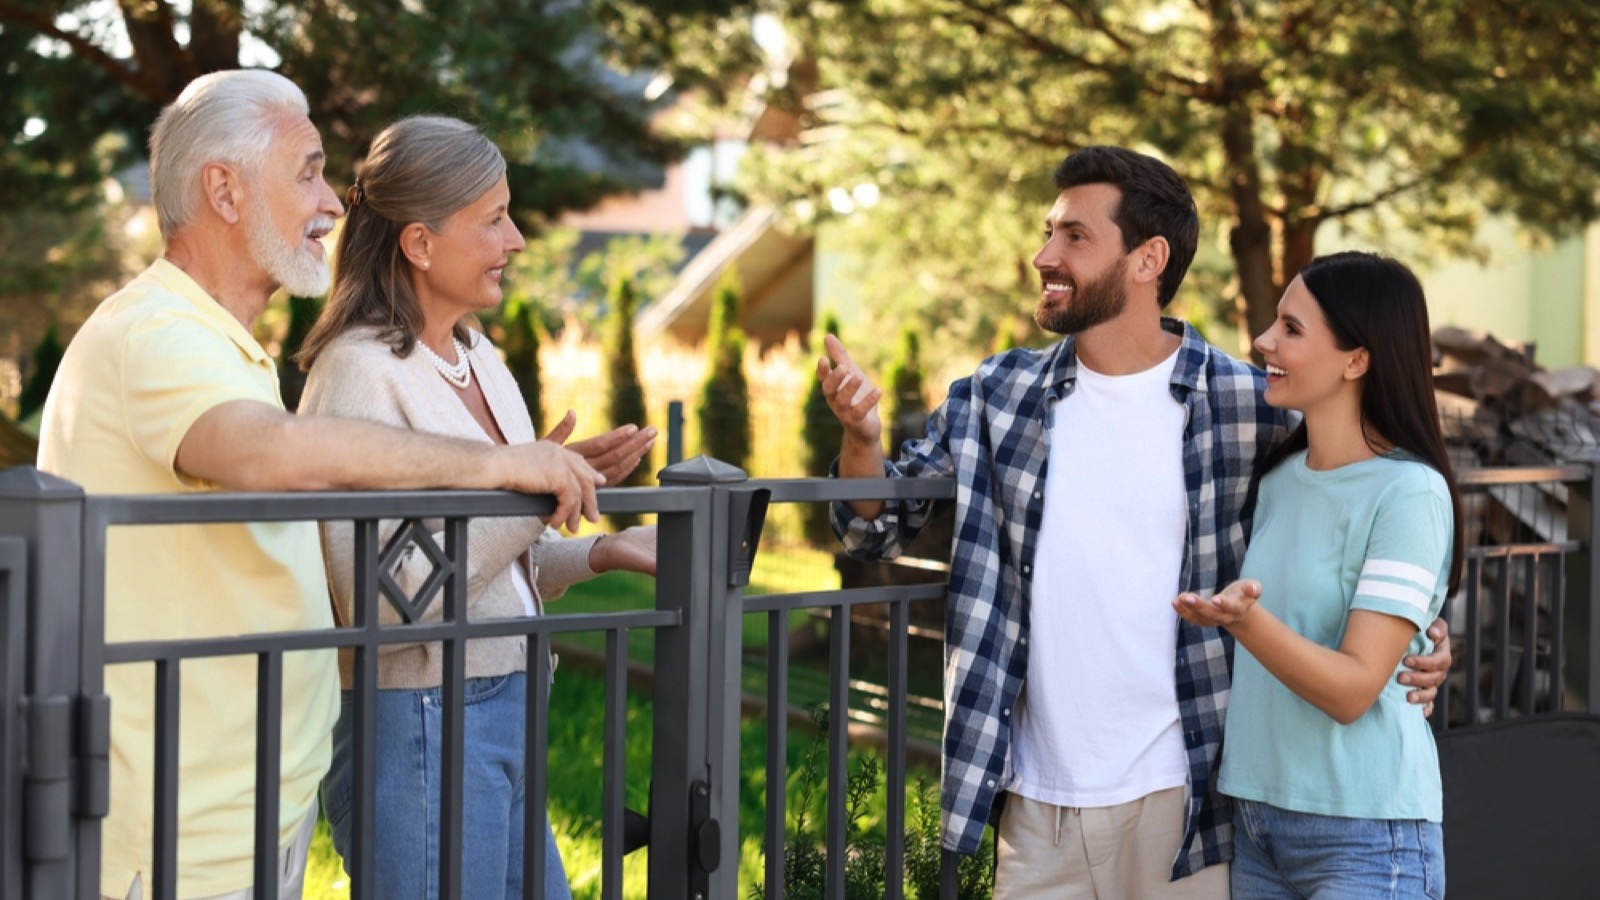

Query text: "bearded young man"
[37, 69, 651, 900]
[817, 146, 1453, 899]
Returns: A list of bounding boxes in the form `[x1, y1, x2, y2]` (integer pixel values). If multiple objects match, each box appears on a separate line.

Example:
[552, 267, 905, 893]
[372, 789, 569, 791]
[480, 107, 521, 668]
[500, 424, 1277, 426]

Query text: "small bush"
[752, 706, 994, 900]
[606, 276, 649, 527]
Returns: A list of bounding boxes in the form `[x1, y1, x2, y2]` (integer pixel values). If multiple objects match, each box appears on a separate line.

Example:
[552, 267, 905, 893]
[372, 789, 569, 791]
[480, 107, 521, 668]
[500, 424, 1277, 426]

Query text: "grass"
[305, 542, 948, 899]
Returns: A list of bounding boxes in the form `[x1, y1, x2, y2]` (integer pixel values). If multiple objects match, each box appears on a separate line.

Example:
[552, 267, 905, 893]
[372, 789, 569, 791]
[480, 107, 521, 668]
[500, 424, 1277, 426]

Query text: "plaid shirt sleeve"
[829, 395, 959, 560]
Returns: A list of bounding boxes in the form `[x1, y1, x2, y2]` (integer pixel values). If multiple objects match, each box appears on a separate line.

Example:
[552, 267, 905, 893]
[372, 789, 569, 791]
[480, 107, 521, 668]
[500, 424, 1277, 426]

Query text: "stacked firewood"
[1433, 326, 1600, 466]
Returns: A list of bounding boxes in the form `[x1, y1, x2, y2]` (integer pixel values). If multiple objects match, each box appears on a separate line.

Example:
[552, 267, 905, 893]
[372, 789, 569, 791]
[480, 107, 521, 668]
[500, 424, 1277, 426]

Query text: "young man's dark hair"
[1053, 147, 1200, 308]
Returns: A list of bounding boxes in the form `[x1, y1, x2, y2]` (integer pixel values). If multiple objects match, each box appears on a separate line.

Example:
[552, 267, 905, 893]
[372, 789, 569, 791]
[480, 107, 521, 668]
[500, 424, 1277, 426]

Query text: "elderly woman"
[297, 115, 656, 900]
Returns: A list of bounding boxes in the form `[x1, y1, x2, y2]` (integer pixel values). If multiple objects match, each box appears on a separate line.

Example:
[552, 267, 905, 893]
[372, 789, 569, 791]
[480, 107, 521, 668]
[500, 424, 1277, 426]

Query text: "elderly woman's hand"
[588, 526, 657, 576]
[542, 410, 658, 485]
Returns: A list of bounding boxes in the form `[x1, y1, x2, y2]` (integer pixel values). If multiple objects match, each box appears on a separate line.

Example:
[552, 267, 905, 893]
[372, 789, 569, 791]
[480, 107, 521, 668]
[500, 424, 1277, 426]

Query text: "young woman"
[1174, 251, 1462, 899]
[298, 116, 657, 900]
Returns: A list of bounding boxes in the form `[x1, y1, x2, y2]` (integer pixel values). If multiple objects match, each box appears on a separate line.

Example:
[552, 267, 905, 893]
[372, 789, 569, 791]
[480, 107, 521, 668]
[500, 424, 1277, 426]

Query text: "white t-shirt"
[1010, 349, 1191, 808]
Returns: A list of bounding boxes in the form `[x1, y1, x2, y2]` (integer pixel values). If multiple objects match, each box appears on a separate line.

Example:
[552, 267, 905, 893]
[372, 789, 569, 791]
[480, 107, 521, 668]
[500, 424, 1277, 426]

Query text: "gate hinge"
[22, 692, 110, 863]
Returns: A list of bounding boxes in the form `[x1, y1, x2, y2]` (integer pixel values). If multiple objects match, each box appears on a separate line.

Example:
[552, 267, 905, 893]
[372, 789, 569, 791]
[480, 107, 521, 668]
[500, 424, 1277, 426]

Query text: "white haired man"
[38, 69, 652, 900]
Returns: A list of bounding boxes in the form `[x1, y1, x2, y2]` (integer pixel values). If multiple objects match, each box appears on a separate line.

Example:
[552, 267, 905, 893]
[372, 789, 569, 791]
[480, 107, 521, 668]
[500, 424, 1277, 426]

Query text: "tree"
[0, 0, 759, 223]
[277, 295, 320, 412]
[744, 0, 1600, 350]
[498, 297, 547, 436]
[885, 326, 926, 453]
[800, 311, 846, 545]
[605, 274, 650, 525]
[16, 324, 64, 422]
[697, 271, 751, 470]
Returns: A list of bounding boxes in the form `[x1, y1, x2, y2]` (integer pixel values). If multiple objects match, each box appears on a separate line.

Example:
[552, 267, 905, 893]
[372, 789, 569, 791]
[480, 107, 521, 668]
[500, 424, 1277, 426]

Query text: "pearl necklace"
[416, 337, 472, 389]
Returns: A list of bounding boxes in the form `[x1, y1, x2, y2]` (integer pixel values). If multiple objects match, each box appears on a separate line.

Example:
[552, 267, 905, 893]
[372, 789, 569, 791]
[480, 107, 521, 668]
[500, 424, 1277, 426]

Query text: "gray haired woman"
[299, 115, 656, 900]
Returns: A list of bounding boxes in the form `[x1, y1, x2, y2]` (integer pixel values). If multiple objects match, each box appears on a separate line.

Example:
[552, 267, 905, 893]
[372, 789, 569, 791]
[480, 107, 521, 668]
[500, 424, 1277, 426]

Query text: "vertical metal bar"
[437, 517, 468, 900]
[76, 496, 107, 900]
[1583, 459, 1600, 712]
[0, 469, 89, 899]
[1431, 591, 1451, 733]
[348, 519, 380, 900]
[0, 541, 25, 900]
[666, 401, 684, 466]
[646, 504, 704, 899]
[253, 652, 283, 898]
[884, 601, 909, 900]
[1552, 555, 1567, 712]
[939, 848, 960, 900]
[1465, 554, 1482, 725]
[1494, 555, 1512, 722]
[1521, 554, 1539, 716]
[601, 628, 628, 900]
[151, 659, 180, 900]
[525, 632, 552, 900]
[825, 606, 849, 900]
[765, 609, 788, 900]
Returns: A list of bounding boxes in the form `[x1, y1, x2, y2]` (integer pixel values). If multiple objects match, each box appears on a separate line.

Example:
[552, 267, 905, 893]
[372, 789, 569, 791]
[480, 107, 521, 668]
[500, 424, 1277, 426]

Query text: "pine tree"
[278, 295, 321, 413]
[500, 298, 545, 436]
[697, 272, 751, 471]
[801, 311, 847, 546]
[886, 327, 927, 453]
[16, 323, 64, 422]
[605, 275, 650, 526]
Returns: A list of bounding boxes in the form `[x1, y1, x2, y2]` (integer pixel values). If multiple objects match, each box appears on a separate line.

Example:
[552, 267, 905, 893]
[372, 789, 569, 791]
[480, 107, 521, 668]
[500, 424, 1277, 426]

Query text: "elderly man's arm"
[175, 399, 601, 532]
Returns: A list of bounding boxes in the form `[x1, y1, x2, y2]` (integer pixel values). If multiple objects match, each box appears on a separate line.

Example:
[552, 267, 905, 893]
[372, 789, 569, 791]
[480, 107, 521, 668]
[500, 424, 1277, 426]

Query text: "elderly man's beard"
[1034, 256, 1130, 335]
[244, 202, 333, 297]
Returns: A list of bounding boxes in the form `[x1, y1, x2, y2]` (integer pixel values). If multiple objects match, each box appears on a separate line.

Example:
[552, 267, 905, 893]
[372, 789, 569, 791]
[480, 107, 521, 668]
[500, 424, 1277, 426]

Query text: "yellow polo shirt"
[37, 259, 339, 898]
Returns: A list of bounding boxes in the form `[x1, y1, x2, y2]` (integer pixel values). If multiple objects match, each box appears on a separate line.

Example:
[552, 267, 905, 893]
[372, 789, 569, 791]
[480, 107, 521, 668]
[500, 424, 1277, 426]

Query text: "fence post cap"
[656, 455, 749, 485]
[0, 465, 85, 500]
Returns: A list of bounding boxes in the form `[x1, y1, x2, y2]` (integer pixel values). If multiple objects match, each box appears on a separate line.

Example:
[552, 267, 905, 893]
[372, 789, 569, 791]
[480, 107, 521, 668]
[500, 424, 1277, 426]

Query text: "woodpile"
[1433, 326, 1600, 466]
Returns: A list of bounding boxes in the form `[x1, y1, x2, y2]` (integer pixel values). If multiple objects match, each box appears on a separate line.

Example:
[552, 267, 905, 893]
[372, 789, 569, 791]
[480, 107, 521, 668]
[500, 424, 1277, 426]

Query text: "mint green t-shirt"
[1218, 450, 1452, 822]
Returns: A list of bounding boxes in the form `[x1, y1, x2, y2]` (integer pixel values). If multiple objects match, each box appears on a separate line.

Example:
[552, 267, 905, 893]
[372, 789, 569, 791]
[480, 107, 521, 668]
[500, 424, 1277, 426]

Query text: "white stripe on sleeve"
[1356, 578, 1434, 614]
[1361, 559, 1438, 589]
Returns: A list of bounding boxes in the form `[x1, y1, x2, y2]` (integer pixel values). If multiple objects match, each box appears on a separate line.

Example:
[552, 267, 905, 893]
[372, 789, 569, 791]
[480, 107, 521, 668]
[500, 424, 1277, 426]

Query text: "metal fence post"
[1564, 450, 1600, 712]
[654, 457, 750, 900]
[0, 466, 91, 900]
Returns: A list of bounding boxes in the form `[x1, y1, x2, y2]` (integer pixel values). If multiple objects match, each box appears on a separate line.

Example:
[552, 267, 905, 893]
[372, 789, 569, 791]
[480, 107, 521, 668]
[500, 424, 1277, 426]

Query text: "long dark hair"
[1260, 251, 1464, 595]
[296, 116, 504, 370]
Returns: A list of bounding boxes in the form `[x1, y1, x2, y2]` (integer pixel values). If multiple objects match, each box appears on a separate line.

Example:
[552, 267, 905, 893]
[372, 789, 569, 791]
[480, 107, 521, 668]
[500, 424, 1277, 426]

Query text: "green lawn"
[305, 543, 954, 899]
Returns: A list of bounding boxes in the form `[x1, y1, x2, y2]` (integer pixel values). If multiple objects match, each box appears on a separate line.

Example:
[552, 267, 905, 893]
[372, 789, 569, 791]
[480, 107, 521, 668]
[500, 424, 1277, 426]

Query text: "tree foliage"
[800, 310, 845, 545]
[698, 270, 752, 470]
[0, 0, 760, 223]
[744, 0, 1600, 349]
[605, 274, 650, 480]
[498, 297, 546, 436]
[885, 326, 926, 452]
[16, 324, 64, 421]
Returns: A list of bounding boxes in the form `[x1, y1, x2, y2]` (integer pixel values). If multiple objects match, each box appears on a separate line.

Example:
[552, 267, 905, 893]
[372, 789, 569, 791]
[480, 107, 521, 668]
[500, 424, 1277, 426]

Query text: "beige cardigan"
[299, 325, 600, 689]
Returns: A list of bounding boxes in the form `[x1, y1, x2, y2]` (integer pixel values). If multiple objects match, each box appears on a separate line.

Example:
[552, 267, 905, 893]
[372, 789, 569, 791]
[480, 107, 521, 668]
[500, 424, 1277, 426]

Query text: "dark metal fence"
[2, 452, 1598, 900]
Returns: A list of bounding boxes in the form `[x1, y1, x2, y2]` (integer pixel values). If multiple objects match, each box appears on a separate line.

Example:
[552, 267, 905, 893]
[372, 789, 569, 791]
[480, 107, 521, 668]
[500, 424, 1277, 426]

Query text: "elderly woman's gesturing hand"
[541, 410, 658, 485]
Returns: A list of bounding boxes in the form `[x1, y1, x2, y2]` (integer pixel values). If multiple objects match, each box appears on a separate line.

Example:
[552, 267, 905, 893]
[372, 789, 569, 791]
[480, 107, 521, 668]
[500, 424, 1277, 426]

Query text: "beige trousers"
[104, 806, 317, 900]
[993, 787, 1230, 900]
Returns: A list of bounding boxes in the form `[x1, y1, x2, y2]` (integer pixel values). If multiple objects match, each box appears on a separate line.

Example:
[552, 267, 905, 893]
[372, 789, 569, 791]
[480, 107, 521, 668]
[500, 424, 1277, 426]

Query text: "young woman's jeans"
[323, 673, 572, 900]
[1231, 798, 1445, 900]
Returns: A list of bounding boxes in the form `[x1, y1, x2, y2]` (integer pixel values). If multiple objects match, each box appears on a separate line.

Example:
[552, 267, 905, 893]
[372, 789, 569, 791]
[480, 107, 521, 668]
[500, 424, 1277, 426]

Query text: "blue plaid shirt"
[833, 319, 1292, 878]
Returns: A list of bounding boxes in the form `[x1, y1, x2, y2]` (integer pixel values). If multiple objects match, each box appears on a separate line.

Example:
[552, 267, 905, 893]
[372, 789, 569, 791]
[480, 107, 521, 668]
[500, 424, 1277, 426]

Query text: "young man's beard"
[1035, 256, 1130, 336]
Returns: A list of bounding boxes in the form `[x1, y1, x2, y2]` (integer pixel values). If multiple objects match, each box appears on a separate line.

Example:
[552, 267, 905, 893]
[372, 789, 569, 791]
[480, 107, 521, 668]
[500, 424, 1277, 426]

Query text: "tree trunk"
[1220, 108, 1279, 351]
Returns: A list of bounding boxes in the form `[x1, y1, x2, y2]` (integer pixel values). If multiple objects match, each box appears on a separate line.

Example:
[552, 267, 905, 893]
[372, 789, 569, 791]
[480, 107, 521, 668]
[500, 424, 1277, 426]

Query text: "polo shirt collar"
[145, 258, 274, 366]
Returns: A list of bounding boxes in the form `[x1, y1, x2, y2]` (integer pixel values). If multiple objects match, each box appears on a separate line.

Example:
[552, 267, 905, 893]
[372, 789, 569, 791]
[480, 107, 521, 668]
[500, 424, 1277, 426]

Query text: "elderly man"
[38, 69, 651, 900]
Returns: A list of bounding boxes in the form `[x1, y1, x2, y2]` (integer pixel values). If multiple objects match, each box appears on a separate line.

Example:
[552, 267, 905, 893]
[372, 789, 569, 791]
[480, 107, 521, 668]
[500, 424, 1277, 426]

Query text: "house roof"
[636, 206, 813, 348]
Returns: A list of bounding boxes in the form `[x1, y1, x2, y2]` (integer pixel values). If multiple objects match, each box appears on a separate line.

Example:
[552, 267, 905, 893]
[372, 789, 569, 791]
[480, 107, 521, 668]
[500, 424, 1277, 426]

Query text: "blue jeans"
[323, 673, 572, 900]
[1231, 799, 1444, 900]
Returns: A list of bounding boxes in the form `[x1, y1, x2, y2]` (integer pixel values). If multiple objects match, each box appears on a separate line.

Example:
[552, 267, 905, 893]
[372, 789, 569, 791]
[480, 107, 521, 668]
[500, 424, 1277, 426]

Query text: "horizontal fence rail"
[2, 455, 1597, 900]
